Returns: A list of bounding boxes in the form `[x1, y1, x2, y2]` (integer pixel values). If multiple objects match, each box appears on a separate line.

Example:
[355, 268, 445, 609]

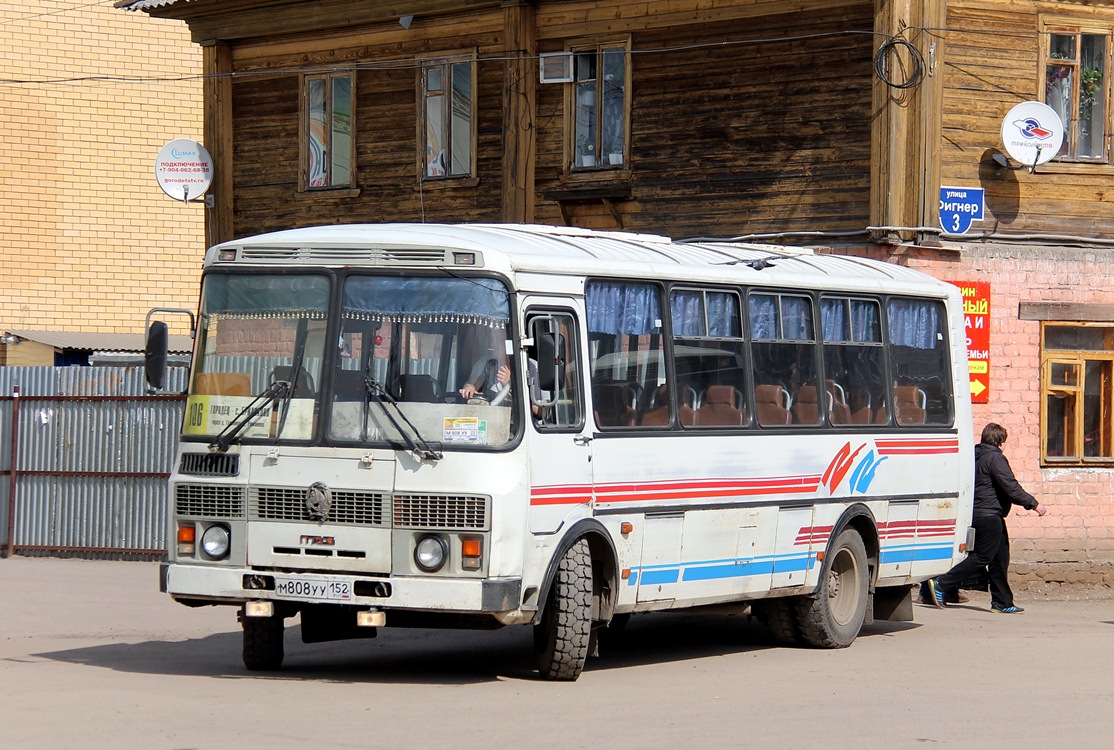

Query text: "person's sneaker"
[992, 605, 1024, 614]
[926, 579, 946, 608]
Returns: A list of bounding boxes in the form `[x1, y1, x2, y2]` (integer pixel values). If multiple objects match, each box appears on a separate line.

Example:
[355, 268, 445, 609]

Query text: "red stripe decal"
[530, 475, 824, 506]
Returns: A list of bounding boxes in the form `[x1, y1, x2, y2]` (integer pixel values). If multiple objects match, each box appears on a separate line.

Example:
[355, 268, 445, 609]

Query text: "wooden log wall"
[943, 0, 1114, 238]
[179, 0, 888, 240]
[533, 5, 876, 236]
[228, 10, 507, 238]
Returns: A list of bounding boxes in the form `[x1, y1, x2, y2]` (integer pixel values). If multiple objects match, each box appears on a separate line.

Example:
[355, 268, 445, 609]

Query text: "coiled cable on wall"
[874, 36, 925, 90]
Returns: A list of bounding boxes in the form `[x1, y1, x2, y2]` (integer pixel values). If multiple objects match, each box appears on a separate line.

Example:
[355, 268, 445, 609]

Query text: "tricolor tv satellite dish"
[1000, 101, 1064, 169]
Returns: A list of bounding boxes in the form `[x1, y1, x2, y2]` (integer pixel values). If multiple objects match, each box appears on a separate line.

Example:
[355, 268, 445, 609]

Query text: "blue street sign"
[939, 186, 984, 234]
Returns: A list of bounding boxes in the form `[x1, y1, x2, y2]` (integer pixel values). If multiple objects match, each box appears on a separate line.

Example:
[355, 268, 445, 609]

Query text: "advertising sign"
[939, 186, 984, 234]
[155, 138, 213, 202]
[946, 281, 991, 404]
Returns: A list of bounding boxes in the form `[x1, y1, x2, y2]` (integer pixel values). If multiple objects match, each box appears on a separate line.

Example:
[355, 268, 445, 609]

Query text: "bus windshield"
[183, 271, 518, 450]
[184, 273, 331, 443]
[329, 274, 516, 449]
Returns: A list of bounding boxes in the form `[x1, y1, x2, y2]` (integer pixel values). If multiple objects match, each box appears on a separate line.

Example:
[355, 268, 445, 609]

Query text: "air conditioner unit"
[539, 52, 574, 83]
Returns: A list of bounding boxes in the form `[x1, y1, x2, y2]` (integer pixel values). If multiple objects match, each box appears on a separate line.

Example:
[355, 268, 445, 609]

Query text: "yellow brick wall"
[0, 2, 204, 339]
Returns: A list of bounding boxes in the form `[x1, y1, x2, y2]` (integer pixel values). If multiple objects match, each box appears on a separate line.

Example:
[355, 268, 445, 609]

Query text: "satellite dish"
[1000, 101, 1064, 169]
[155, 139, 214, 202]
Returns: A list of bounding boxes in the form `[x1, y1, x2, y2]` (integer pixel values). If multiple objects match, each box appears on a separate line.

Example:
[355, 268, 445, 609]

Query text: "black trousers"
[937, 513, 1014, 609]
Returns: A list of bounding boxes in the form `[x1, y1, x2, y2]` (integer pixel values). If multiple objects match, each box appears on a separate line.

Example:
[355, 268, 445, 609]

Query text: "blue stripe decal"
[639, 568, 680, 585]
[879, 544, 954, 564]
[628, 542, 954, 587]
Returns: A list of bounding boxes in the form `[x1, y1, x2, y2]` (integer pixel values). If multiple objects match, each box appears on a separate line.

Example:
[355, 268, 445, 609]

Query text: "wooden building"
[120, 0, 1114, 590]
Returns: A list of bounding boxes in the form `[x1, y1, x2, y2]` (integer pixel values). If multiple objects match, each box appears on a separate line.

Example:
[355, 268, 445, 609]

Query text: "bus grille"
[179, 452, 240, 477]
[176, 483, 246, 518]
[250, 487, 389, 526]
[238, 247, 450, 264]
[176, 484, 486, 530]
[393, 494, 488, 530]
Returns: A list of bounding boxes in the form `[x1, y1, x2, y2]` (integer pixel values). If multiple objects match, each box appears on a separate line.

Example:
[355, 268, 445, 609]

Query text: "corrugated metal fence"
[0, 366, 187, 559]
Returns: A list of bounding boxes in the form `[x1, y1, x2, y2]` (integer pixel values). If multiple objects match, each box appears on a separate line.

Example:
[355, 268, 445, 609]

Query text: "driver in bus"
[459, 353, 511, 402]
[459, 350, 548, 418]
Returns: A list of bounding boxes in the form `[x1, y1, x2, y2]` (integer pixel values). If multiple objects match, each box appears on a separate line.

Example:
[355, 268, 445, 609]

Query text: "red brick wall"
[834, 242, 1114, 589]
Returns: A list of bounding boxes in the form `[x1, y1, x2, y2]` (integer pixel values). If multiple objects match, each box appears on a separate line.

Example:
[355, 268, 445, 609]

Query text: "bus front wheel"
[242, 611, 285, 671]
[534, 538, 593, 681]
[796, 528, 868, 648]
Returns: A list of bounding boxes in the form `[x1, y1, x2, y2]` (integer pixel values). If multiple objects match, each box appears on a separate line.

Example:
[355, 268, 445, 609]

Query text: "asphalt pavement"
[1, 556, 1112, 748]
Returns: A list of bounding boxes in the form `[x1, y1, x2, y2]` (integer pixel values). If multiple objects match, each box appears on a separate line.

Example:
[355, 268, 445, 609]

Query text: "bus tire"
[755, 597, 802, 645]
[534, 538, 593, 681]
[243, 612, 285, 671]
[796, 528, 868, 648]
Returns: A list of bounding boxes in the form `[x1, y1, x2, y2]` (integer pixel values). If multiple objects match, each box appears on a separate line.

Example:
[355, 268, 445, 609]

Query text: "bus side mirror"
[536, 331, 564, 393]
[145, 321, 169, 389]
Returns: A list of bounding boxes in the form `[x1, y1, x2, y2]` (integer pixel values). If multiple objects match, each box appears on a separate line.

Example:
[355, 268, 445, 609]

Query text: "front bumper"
[160, 562, 521, 613]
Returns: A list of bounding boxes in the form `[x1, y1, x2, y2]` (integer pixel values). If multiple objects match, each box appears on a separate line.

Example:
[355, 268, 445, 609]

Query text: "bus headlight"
[414, 535, 448, 572]
[201, 524, 231, 560]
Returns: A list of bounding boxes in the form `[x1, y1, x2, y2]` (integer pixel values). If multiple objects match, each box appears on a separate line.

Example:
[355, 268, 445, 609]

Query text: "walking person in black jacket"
[927, 423, 1048, 613]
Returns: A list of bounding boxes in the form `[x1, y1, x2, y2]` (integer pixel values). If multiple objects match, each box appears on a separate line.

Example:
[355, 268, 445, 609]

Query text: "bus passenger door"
[524, 304, 594, 535]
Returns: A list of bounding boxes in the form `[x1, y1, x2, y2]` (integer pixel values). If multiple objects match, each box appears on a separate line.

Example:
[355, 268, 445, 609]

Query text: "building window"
[1041, 323, 1114, 464]
[302, 73, 354, 189]
[569, 42, 629, 171]
[1044, 26, 1108, 161]
[419, 56, 475, 180]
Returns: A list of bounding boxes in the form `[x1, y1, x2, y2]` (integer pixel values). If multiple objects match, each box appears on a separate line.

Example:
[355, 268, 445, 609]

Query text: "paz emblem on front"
[305, 481, 332, 523]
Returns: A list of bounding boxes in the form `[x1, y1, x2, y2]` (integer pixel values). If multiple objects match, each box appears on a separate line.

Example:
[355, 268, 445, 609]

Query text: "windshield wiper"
[209, 379, 290, 453]
[273, 323, 309, 441]
[363, 376, 443, 462]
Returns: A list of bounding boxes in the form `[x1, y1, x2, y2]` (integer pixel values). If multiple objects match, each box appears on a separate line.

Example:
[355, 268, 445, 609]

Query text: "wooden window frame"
[1040, 17, 1112, 167]
[416, 51, 478, 185]
[564, 37, 632, 178]
[1040, 322, 1114, 466]
[299, 71, 356, 192]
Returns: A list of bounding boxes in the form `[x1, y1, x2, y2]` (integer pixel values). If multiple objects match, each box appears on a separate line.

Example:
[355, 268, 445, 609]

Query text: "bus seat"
[755, 384, 791, 426]
[893, 385, 927, 425]
[640, 384, 673, 427]
[826, 380, 852, 425]
[846, 386, 873, 424]
[393, 373, 440, 403]
[791, 384, 825, 425]
[682, 384, 699, 410]
[593, 383, 635, 427]
[194, 372, 251, 396]
[271, 366, 315, 398]
[333, 368, 366, 401]
[696, 385, 745, 426]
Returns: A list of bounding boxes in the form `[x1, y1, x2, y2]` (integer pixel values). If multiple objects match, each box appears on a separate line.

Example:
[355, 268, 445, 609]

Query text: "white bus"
[146, 223, 973, 680]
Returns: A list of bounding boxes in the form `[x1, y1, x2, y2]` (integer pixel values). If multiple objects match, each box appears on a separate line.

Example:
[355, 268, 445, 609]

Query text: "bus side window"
[586, 280, 665, 430]
[886, 298, 953, 426]
[528, 311, 583, 430]
[820, 297, 886, 428]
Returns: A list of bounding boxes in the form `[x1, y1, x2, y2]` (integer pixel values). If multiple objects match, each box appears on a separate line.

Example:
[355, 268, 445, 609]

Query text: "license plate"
[273, 576, 352, 601]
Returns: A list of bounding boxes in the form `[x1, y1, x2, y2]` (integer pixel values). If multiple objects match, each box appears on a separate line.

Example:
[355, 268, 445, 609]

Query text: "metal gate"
[0, 367, 186, 559]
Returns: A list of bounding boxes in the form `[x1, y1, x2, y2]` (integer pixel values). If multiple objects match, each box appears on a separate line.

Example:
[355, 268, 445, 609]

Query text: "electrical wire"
[874, 36, 925, 90]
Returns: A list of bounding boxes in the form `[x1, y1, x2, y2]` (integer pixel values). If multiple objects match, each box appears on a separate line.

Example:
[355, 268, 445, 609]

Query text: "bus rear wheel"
[242, 611, 285, 671]
[796, 528, 868, 648]
[534, 538, 592, 681]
